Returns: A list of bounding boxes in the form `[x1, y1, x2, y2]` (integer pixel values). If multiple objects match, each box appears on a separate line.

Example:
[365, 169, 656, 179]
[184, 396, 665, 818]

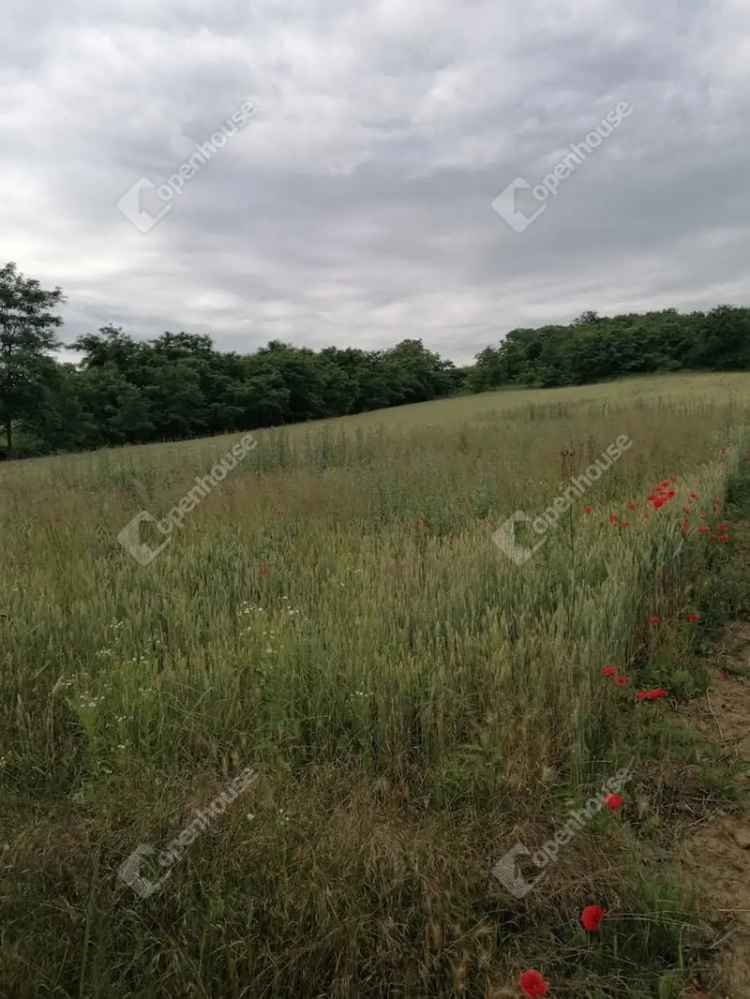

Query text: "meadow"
[2, 371, 750, 998]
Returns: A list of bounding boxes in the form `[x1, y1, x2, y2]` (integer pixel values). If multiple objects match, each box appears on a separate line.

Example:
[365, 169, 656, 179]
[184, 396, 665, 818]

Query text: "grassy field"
[2, 371, 750, 997]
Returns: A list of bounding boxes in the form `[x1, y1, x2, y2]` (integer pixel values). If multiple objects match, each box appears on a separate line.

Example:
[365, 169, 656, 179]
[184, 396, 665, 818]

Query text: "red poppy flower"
[627, 502, 637, 511]
[604, 793, 624, 811]
[580, 905, 607, 932]
[698, 526, 710, 534]
[686, 613, 701, 622]
[621, 520, 630, 528]
[601, 665, 618, 678]
[718, 535, 730, 543]
[648, 615, 662, 625]
[519, 969, 549, 998]
[609, 513, 618, 525]
[689, 492, 699, 500]
[719, 523, 730, 531]
[614, 675, 630, 686]
[649, 479, 677, 506]
[636, 688, 668, 701]
[584, 505, 593, 513]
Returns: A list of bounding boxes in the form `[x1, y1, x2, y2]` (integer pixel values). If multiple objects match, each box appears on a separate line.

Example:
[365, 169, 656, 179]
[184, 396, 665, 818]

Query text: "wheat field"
[2, 371, 749, 998]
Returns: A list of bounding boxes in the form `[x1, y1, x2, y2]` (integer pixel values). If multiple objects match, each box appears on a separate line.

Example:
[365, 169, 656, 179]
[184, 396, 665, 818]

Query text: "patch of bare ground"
[679, 620, 750, 997]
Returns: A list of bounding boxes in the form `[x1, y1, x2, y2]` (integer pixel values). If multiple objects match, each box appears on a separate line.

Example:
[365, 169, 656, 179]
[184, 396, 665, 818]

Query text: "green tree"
[20, 361, 94, 453]
[383, 339, 456, 403]
[72, 326, 145, 373]
[0, 262, 64, 451]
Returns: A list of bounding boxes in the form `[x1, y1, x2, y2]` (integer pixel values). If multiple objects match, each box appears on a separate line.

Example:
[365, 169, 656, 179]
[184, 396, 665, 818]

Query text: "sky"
[3, 0, 749, 365]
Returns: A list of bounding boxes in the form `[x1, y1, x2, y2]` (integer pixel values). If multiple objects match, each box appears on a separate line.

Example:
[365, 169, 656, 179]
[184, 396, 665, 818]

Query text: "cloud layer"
[3, 0, 749, 363]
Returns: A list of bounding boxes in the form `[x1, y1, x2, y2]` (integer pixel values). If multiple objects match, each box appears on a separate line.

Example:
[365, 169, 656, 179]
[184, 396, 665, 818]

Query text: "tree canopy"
[0, 262, 64, 451]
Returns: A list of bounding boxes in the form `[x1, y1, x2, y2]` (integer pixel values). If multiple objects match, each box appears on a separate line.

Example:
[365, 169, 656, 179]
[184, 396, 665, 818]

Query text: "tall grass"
[2, 372, 748, 997]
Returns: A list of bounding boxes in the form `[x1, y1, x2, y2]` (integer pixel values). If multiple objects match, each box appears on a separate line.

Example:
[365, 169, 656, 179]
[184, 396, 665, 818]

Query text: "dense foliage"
[2, 261, 749, 457]
[25, 328, 462, 454]
[468, 307, 750, 391]
[0, 262, 64, 453]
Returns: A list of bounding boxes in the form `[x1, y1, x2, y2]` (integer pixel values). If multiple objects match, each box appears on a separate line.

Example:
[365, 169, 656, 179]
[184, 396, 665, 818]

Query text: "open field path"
[680, 620, 750, 996]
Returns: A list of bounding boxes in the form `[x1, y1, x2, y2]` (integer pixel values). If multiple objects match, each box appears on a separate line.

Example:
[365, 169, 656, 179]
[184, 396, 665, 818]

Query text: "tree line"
[1, 262, 748, 457]
[467, 307, 750, 391]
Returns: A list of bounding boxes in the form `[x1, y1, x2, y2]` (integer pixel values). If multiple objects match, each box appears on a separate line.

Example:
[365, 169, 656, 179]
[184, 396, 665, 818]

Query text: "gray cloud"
[3, 0, 749, 364]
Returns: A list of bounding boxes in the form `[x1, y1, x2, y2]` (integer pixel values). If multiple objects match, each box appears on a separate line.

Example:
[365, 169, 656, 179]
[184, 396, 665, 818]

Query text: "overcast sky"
[3, 0, 749, 364]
